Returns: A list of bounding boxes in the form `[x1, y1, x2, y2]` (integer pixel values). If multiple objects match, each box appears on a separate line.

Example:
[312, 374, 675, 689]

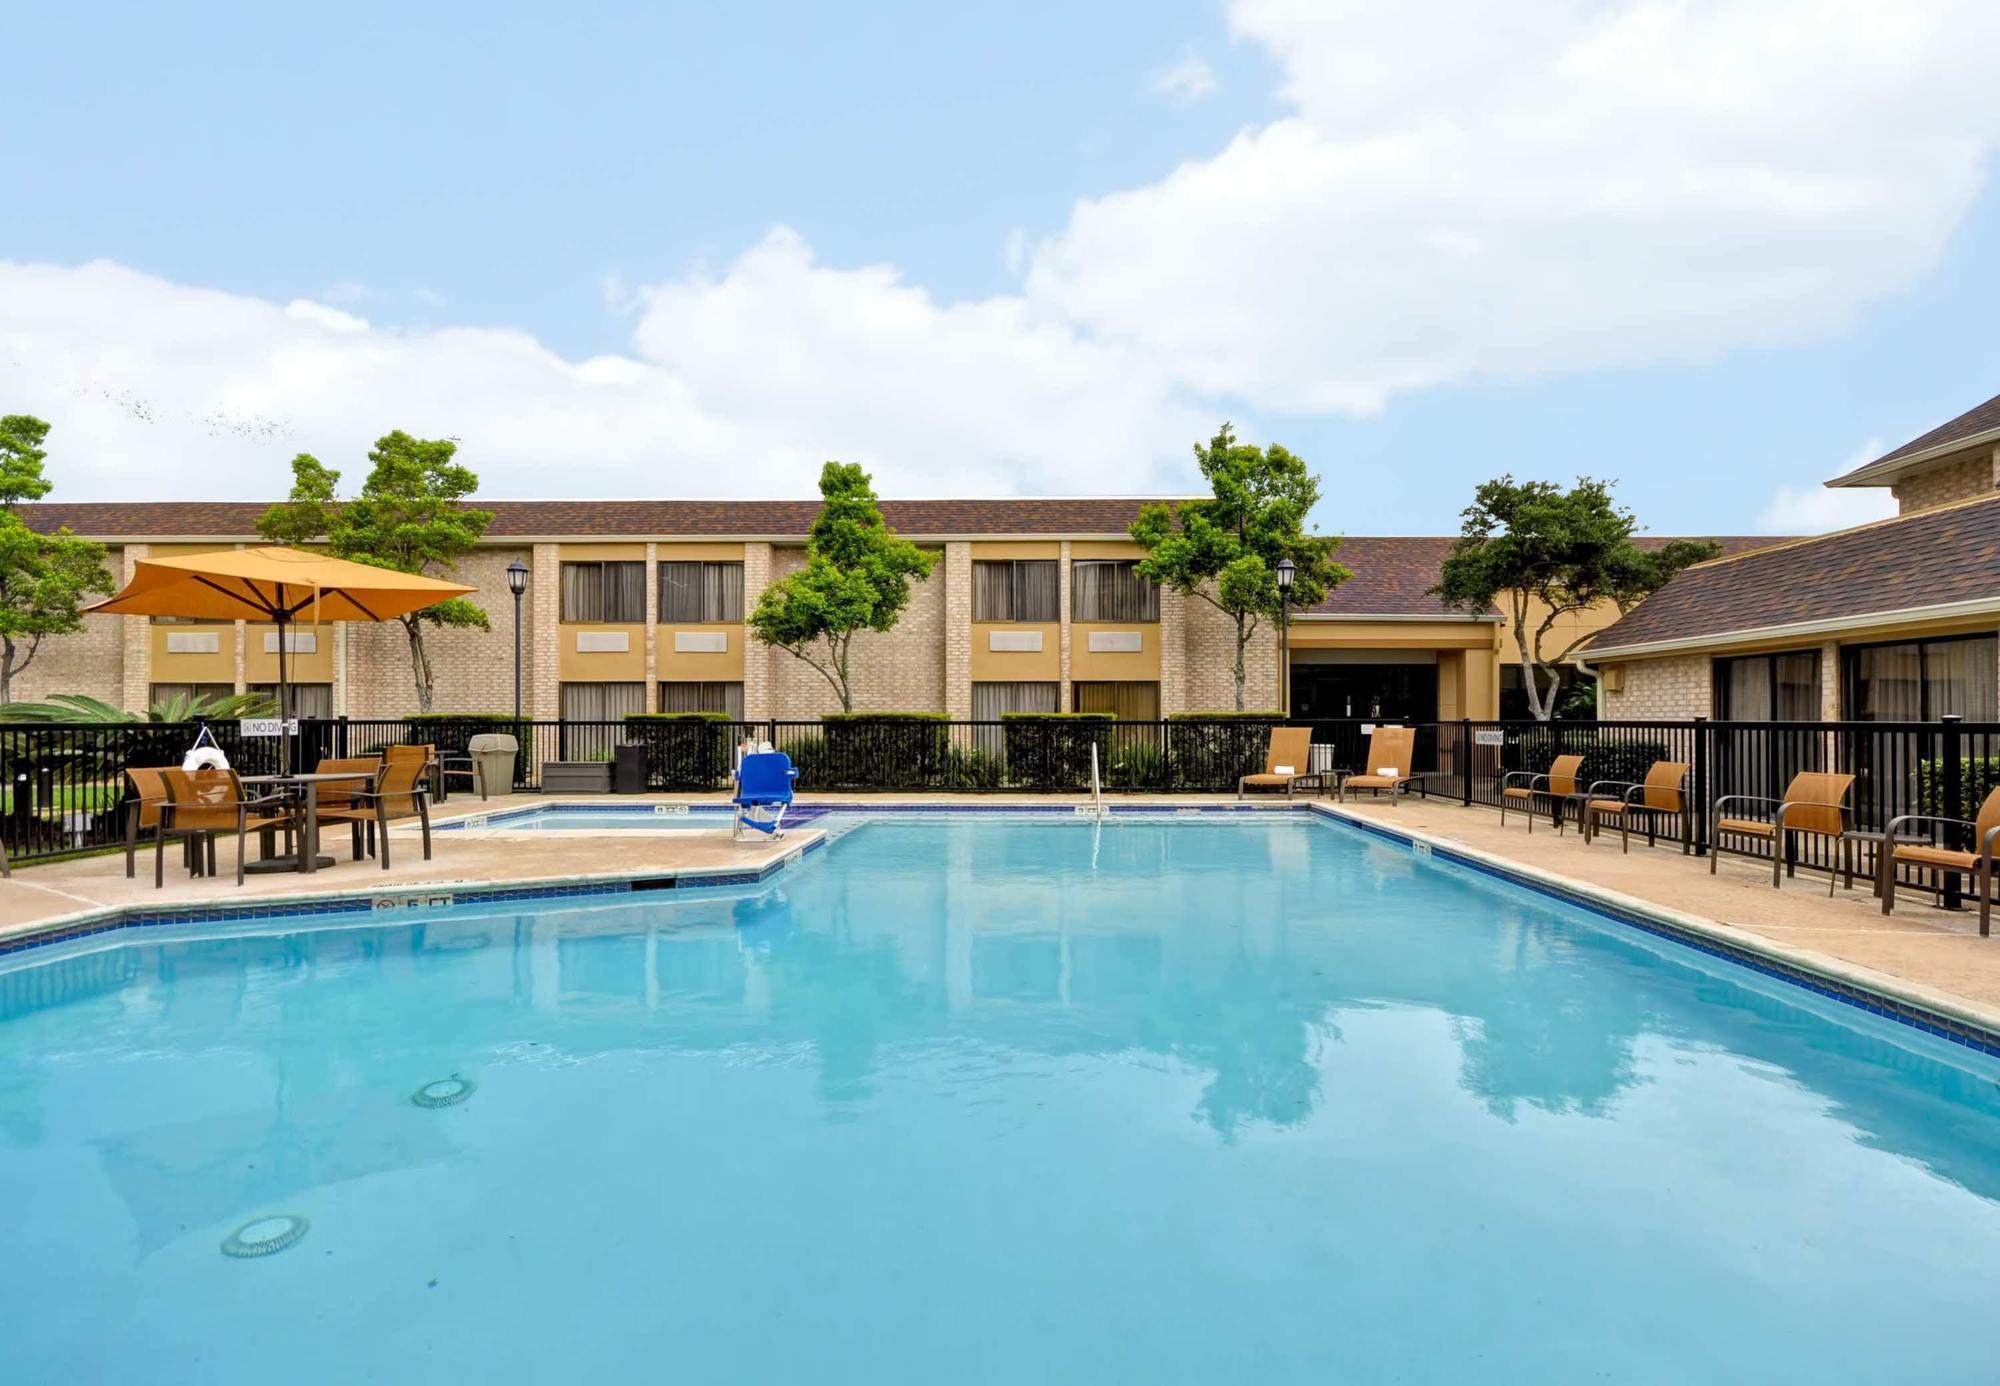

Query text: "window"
[658, 681, 744, 720]
[972, 560, 1059, 622]
[149, 682, 233, 710]
[1713, 652, 1821, 721]
[1071, 560, 1158, 622]
[971, 681, 1060, 720]
[560, 561, 646, 623]
[249, 682, 332, 719]
[560, 682, 646, 721]
[1844, 635, 1998, 721]
[658, 562, 744, 623]
[1073, 681, 1160, 721]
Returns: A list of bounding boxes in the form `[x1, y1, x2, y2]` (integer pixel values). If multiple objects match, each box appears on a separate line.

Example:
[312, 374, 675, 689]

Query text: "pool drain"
[412, 1075, 477, 1109]
[221, 1214, 310, 1258]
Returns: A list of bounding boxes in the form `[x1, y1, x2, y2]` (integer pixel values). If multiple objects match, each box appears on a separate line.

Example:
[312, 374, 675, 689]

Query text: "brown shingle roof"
[1831, 387, 2000, 485]
[1305, 535, 1781, 619]
[14, 497, 1180, 540]
[1588, 494, 2000, 654]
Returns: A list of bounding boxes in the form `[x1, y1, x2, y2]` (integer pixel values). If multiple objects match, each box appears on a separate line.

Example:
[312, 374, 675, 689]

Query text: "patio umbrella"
[86, 545, 476, 768]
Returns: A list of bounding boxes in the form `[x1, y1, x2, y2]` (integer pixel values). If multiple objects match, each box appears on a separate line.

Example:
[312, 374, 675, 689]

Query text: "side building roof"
[1587, 494, 2000, 657]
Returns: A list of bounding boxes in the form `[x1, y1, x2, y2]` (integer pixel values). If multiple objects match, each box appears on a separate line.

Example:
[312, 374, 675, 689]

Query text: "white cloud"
[1756, 440, 1900, 533]
[4, 1, 2000, 507]
[0, 242, 1204, 501]
[1148, 51, 1217, 106]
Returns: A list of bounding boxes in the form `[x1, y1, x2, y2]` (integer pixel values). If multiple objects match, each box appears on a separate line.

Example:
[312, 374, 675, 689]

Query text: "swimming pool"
[3, 813, 1996, 1383]
[435, 803, 763, 831]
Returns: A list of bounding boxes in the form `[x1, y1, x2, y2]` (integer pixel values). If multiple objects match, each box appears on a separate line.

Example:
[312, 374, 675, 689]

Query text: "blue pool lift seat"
[733, 752, 798, 839]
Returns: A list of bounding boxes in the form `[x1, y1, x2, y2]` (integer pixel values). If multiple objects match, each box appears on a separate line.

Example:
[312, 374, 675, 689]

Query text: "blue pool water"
[3, 814, 1998, 1383]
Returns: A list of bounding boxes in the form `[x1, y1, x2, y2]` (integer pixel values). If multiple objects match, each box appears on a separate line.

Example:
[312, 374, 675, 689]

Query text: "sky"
[5, 0, 2000, 536]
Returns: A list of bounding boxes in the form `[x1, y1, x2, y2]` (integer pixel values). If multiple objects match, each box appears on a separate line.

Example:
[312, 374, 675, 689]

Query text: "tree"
[1129, 424, 1348, 711]
[0, 689, 277, 724]
[748, 462, 936, 713]
[1430, 476, 1719, 721]
[0, 415, 113, 704]
[257, 433, 492, 712]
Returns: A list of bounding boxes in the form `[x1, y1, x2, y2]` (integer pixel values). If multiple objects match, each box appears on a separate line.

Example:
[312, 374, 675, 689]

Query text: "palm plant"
[0, 690, 279, 724]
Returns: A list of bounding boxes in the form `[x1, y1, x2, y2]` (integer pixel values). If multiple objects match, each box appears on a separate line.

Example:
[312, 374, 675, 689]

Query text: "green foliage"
[1164, 719, 1286, 788]
[944, 745, 1004, 789]
[0, 689, 278, 724]
[1915, 758, 2000, 822]
[624, 711, 734, 723]
[1109, 738, 1168, 789]
[1508, 733, 1670, 791]
[257, 435, 494, 711]
[623, 712, 735, 790]
[747, 462, 937, 712]
[403, 711, 518, 725]
[1002, 716, 1113, 790]
[1431, 476, 1718, 721]
[1167, 710, 1286, 721]
[1130, 424, 1347, 711]
[821, 711, 949, 723]
[997, 712, 1116, 722]
[0, 416, 114, 703]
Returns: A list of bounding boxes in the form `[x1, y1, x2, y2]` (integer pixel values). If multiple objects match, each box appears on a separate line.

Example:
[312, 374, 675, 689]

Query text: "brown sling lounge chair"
[1238, 726, 1315, 799]
[1500, 754, 1584, 833]
[156, 768, 294, 887]
[1582, 761, 1690, 853]
[1879, 784, 2000, 937]
[1711, 770, 1854, 892]
[1338, 726, 1420, 803]
[315, 756, 432, 869]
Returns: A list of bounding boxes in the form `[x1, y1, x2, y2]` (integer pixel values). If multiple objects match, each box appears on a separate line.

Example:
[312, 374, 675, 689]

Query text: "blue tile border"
[1315, 804, 2000, 1060]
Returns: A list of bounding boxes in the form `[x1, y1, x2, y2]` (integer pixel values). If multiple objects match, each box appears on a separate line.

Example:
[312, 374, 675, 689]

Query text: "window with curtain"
[658, 562, 745, 623]
[971, 681, 1060, 719]
[560, 561, 646, 622]
[248, 682, 332, 719]
[560, 682, 646, 721]
[972, 560, 1059, 621]
[657, 680, 744, 720]
[1071, 560, 1159, 622]
[1072, 681, 1161, 720]
[1714, 652, 1820, 720]
[1844, 635, 1998, 720]
[149, 682, 234, 709]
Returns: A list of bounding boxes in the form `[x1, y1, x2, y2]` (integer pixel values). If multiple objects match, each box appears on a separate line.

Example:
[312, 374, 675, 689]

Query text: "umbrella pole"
[277, 610, 291, 775]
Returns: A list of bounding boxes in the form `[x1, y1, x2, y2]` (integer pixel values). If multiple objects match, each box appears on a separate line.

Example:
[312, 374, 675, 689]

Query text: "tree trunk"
[1511, 616, 1554, 721]
[405, 617, 436, 713]
[1233, 618, 1248, 712]
[0, 637, 13, 705]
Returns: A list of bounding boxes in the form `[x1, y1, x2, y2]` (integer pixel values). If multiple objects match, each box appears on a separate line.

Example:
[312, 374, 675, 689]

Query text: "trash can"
[467, 733, 519, 799]
[612, 742, 649, 795]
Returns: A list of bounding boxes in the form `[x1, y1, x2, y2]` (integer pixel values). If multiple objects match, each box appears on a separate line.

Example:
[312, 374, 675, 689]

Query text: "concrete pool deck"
[2, 790, 1996, 1035]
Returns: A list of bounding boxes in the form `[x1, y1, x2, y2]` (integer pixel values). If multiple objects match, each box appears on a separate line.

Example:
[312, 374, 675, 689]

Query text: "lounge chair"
[316, 756, 432, 869]
[1582, 761, 1690, 853]
[734, 752, 797, 838]
[1500, 754, 1584, 833]
[156, 768, 293, 887]
[1879, 785, 2000, 936]
[1711, 770, 1854, 891]
[1338, 726, 1420, 803]
[1238, 726, 1316, 800]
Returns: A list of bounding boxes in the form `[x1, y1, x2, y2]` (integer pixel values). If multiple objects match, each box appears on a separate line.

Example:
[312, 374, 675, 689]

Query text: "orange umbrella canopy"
[87, 546, 474, 623]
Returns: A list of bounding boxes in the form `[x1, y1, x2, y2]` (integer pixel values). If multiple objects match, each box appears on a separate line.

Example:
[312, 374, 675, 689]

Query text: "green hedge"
[812, 714, 951, 788]
[1001, 713, 1113, 790]
[622, 712, 734, 790]
[1511, 734, 1671, 792]
[1168, 711, 1286, 721]
[1915, 757, 2000, 821]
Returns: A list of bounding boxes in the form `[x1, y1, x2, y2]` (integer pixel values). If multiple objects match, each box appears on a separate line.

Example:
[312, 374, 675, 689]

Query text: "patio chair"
[1238, 726, 1316, 800]
[385, 743, 442, 801]
[733, 751, 797, 838]
[1879, 785, 2000, 937]
[1338, 726, 1421, 803]
[1711, 771, 1855, 892]
[156, 768, 294, 888]
[316, 756, 432, 870]
[122, 766, 179, 879]
[315, 757, 383, 860]
[1499, 754, 1585, 833]
[1582, 761, 1690, 854]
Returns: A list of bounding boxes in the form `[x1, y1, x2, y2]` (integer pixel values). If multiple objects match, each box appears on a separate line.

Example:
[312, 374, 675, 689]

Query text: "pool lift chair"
[733, 751, 798, 840]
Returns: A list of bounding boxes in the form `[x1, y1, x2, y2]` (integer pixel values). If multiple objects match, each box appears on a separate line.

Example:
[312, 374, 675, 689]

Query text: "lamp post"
[506, 559, 529, 726]
[1275, 557, 1295, 717]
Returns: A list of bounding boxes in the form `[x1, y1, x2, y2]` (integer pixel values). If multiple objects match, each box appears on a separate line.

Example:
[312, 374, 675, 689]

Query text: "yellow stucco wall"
[968, 622, 1061, 681]
[557, 624, 647, 680]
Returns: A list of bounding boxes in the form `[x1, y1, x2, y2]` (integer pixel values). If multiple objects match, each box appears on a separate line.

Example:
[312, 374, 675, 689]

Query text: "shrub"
[776, 732, 828, 788]
[818, 713, 949, 788]
[1165, 716, 1285, 790]
[1109, 738, 1168, 789]
[1915, 756, 2000, 821]
[999, 712, 1114, 790]
[623, 712, 735, 791]
[944, 745, 1004, 790]
[1511, 733, 1670, 791]
[1167, 711, 1287, 721]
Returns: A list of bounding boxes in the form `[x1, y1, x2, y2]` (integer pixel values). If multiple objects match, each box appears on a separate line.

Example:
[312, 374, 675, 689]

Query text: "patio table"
[239, 771, 374, 875]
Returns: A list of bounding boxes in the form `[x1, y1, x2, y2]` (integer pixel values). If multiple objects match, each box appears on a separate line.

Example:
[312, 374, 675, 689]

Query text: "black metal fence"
[5, 715, 1999, 897]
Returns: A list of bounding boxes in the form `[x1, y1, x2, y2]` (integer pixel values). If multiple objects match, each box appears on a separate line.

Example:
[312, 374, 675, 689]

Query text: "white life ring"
[182, 744, 231, 772]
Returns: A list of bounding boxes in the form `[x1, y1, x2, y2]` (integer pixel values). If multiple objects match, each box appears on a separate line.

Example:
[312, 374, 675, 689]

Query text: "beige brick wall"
[1600, 653, 1712, 720]
[1183, 597, 1280, 712]
[1158, 587, 1187, 716]
[762, 544, 946, 716]
[742, 543, 773, 720]
[4, 542, 125, 706]
[341, 547, 531, 717]
[1890, 447, 1999, 514]
[942, 542, 972, 718]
